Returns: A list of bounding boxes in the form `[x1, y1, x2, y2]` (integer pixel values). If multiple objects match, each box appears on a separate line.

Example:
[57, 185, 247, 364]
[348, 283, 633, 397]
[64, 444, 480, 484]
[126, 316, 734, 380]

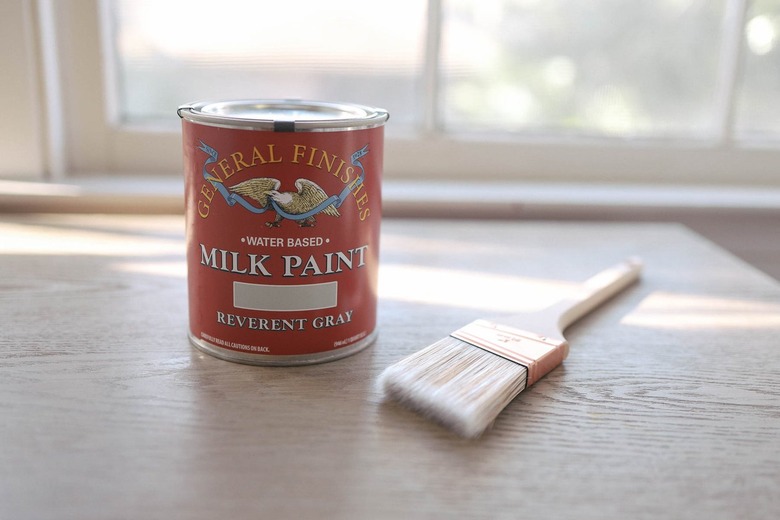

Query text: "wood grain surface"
[1, 214, 778, 519]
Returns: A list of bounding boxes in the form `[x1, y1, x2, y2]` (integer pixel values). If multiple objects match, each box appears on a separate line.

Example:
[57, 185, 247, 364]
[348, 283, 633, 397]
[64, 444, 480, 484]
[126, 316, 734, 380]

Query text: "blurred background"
[1, 0, 779, 276]
[110, 0, 779, 141]
[3, 0, 780, 179]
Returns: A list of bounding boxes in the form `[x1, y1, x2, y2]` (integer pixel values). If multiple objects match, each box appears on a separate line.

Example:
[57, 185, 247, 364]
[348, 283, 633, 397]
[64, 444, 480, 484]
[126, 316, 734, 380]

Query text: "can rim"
[177, 99, 389, 132]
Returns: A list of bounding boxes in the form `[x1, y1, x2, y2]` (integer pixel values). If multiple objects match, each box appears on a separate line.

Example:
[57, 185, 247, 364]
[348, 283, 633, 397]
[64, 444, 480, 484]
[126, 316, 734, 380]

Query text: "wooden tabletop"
[1, 214, 779, 519]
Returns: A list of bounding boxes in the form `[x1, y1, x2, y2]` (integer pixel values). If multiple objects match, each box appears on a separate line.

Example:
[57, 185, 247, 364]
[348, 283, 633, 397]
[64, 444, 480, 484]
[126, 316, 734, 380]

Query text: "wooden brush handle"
[550, 257, 643, 332]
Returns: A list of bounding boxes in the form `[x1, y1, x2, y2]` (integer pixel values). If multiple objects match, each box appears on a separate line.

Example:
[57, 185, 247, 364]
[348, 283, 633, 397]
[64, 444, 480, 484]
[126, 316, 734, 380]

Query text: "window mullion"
[36, 0, 68, 180]
[714, 0, 749, 147]
[422, 0, 443, 136]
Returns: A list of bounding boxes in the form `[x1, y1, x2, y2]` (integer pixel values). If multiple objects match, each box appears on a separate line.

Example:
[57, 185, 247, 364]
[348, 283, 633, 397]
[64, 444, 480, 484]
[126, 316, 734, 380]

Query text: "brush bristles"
[378, 336, 529, 438]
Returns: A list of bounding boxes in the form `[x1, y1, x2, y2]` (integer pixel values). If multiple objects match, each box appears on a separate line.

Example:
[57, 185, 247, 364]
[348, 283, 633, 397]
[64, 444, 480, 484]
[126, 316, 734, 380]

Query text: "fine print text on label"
[241, 236, 328, 247]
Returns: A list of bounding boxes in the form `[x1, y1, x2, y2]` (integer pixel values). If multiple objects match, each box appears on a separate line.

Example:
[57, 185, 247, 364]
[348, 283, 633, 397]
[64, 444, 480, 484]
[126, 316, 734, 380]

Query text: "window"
[107, 0, 426, 130]
[443, 1, 730, 138]
[6, 0, 780, 184]
[739, 0, 780, 139]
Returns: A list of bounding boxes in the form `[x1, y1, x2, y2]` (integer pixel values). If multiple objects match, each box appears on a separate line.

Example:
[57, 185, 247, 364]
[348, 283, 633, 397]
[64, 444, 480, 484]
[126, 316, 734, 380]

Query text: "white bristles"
[379, 259, 643, 438]
[378, 337, 528, 438]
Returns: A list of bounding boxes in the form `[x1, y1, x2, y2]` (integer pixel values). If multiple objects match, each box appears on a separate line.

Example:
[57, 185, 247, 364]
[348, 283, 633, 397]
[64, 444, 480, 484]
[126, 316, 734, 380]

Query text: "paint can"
[178, 100, 388, 365]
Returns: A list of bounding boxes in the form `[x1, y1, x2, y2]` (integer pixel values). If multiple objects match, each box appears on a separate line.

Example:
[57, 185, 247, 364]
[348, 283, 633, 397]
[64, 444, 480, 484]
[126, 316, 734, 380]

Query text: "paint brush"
[378, 258, 642, 438]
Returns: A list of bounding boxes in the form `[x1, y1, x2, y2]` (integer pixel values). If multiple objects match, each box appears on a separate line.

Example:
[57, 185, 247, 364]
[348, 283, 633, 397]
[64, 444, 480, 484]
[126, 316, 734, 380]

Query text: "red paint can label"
[179, 100, 388, 365]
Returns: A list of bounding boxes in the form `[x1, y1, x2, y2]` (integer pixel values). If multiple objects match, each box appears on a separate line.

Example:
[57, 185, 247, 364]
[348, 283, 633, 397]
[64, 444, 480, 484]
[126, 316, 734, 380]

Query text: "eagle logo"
[228, 178, 340, 227]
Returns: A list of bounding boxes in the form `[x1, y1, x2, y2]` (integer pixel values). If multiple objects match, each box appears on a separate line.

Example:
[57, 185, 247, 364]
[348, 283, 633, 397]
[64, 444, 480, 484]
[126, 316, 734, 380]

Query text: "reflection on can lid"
[177, 99, 389, 132]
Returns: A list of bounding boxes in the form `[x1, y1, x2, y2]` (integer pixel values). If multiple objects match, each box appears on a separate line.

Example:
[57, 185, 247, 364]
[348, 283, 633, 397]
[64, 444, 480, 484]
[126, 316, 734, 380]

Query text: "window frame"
[0, 0, 47, 181]
[22, 0, 780, 186]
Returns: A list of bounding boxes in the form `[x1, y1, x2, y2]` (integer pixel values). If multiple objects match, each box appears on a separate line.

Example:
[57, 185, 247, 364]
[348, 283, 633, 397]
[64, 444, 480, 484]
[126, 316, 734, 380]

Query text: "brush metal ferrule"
[450, 319, 569, 386]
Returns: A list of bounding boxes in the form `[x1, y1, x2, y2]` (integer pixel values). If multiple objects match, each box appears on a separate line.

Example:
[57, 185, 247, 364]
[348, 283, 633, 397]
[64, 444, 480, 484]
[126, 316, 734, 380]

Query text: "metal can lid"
[177, 99, 389, 132]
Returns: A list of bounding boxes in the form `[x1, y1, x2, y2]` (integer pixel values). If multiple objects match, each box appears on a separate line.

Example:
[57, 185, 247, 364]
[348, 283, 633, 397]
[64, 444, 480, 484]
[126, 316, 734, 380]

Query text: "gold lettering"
[267, 144, 282, 163]
[306, 147, 319, 167]
[350, 180, 365, 198]
[318, 151, 337, 172]
[251, 146, 267, 165]
[339, 163, 351, 183]
[217, 158, 235, 179]
[198, 200, 210, 218]
[200, 184, 215, 203]
[231, 152, 251, 172]
[292, 144, 306, 163]
[346, 168, 362, 189]
[205, 167, 223, 183]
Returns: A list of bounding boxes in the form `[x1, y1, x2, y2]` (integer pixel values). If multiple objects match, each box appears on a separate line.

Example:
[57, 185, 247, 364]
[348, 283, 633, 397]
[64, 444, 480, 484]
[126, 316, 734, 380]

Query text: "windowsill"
[2, 176, 779, 280]
[1, 176, 779, 218]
